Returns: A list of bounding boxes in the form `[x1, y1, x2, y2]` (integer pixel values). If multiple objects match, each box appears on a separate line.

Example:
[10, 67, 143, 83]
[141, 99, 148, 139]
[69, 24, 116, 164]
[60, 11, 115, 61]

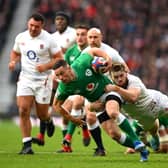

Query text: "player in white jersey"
[8, 13, 63, 154]
[83, 31, 128, 71]
[34, 11, 77, 144]
[105, 63, 168, 152]
[52, 11, 76, 53]
[52, 11, 76, 136]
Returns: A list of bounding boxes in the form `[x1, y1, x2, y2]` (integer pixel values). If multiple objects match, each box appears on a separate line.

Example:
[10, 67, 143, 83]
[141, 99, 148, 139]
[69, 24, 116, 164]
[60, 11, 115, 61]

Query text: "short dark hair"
[55, 11, 70, 24]
[29, 13, 45, 24]
[74, 24, 90, 30]
[111, 63, 125, 72]
[53, 59, 68, 70]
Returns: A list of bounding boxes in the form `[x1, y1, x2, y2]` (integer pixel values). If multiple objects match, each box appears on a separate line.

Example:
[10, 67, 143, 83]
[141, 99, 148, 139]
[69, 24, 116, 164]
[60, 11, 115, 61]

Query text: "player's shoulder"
[64, 26, 76, 37]
[51, 31, 59, 38]
[41, 29, 52, 38]
[81, 46, 91, 54]
[66, 43, 77, 52]
[66, 26, 76, 33]
[101, 43, 118, 53]
[128, 74, 142, 83]
[15, 30, 29, 41]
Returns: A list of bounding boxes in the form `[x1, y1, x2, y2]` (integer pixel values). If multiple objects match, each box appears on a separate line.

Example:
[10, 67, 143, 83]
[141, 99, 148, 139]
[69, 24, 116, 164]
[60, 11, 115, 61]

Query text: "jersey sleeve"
[61, 35, 76, 49]
[13, 33, 21, 53]
[128, 75, 146, 89]
[108, 48, 125, 64]
[55, 83, 69, 101]
[49, 36, 62, 56]
[61, 29, 76, 49]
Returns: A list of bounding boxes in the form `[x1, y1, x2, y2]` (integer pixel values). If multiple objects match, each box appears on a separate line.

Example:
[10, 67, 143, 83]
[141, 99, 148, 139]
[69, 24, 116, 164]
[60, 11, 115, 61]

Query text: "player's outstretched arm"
[53, 98, 85, 126]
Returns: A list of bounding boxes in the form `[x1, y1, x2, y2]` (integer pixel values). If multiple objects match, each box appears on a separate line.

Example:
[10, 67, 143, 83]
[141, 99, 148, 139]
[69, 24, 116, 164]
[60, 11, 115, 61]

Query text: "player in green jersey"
[58, 25, 91, 152]
[52, 49, 149, 162]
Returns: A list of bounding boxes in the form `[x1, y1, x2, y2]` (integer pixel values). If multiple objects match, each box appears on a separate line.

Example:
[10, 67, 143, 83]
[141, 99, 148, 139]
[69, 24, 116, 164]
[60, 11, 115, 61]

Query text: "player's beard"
[29, 30, 41, 37]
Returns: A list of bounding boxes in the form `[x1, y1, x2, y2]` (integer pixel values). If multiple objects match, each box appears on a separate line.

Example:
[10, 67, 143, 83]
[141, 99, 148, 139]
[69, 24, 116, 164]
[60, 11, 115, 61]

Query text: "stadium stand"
[0, 0, 34, 116]
[0, 0, 167, 117]
[31, 0, 168, 94]
[0, 0, 19, 55]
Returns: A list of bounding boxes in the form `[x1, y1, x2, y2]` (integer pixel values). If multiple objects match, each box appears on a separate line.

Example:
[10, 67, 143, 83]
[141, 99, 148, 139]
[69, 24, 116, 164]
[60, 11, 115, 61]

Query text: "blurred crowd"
[0, 0, 19, 54]
[31, 0, 168, 94]
[3, 0, 168, 96]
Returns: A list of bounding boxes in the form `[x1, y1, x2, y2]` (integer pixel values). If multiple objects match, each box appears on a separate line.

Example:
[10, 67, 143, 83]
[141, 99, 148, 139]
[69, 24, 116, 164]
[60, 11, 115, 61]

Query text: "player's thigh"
[17, 79, 35, 112]
[62, 98, 73, 112]
[72, 95, 84, 109]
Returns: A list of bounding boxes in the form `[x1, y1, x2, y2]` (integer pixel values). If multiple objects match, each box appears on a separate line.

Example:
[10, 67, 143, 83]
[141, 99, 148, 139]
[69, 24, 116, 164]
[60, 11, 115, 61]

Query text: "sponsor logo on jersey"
[70, 55, 75, 62]
[86, 83, 95, 91]
[27, 50, 36, 60]
[85, 69, 92, 76]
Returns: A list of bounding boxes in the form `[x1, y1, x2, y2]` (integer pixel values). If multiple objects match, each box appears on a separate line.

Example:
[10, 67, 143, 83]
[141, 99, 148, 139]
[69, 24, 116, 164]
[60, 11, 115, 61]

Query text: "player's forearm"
[45, 54, 63, 70]
[10, 50, 21, 63]
[53, 99, 81, 125]
[105, 84, 138, 103]
[115, 86, 139, 103]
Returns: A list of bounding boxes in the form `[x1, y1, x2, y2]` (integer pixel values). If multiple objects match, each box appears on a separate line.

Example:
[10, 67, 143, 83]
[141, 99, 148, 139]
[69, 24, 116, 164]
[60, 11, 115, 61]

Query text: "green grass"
[0, 120, 168, 168]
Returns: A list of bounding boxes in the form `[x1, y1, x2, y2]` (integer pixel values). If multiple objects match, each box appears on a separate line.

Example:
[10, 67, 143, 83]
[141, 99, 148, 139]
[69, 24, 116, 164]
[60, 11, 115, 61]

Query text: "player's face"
[28, 18, 43, 37]
[54, 66, 72, 83]
[55, 16, 67, 33]
[87, 30, 102, 48]
[76, 28, 88, 49]
[112, 71, 127, 87]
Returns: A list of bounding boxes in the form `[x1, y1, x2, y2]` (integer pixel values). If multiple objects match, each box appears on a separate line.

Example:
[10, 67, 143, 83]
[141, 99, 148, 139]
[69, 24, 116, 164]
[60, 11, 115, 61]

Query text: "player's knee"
[86, 113, 97, 125]
[107, 110, 119, 120]
[18, 106, 30, 118]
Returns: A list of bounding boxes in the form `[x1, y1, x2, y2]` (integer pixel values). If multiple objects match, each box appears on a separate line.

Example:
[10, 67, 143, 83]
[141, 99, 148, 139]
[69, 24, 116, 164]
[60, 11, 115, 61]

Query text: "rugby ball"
[92, 57, 107, 73]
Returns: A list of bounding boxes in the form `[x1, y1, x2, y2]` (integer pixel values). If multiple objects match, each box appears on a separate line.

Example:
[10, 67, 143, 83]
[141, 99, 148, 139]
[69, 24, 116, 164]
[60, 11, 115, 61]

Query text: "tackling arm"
[105, 84, 141, 103]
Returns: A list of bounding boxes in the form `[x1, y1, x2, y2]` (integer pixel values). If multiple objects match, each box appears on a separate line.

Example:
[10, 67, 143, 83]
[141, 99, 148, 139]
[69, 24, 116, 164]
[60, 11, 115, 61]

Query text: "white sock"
[118, 133, 126, 144]
[22, 137, 32, 143]
[87, 119, 100, 130]
[71, 109, 82, 116]
[117, 113, 126, 125]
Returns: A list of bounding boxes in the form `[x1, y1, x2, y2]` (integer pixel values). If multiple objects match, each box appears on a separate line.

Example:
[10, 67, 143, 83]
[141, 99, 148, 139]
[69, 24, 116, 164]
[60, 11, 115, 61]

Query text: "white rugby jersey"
[52, 26, 76, 49]
[13, 30, 61, 80]
[83, 43, 125, 64]
[83, 43, 125, 77]
[122, 74, 161, 129]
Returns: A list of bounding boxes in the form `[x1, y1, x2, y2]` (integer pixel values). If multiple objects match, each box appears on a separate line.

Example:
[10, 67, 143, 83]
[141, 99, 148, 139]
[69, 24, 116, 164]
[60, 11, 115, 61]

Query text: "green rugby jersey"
[56, 53, 112, 102]
[64, 43, 82, 65]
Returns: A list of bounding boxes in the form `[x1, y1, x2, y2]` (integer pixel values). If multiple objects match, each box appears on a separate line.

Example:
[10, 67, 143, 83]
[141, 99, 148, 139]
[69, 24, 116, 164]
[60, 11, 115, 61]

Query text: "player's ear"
[67, 64, 71, 70]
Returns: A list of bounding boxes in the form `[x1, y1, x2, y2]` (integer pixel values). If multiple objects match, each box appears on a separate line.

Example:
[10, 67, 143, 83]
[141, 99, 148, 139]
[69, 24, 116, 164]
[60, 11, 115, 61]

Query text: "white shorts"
[17, 75, 53, 104]
[148, 89, 168, 116]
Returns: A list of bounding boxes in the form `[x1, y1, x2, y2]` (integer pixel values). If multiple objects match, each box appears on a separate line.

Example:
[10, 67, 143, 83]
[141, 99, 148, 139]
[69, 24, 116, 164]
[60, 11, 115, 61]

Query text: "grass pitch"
[0, 120, 168, 168]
